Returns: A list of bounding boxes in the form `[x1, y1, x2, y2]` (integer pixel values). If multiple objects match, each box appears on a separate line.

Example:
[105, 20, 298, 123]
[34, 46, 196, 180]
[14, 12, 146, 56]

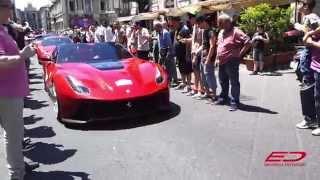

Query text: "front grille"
[74, 90, 169, 120]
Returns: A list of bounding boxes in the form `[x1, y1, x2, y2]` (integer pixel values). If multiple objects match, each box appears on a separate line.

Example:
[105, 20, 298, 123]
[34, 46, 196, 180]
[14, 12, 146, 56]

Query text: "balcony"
[100, 10, 116, 15]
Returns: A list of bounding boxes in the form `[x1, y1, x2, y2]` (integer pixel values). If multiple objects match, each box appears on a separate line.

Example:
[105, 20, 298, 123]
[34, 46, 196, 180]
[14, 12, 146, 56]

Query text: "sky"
[15, 0, 52, 10]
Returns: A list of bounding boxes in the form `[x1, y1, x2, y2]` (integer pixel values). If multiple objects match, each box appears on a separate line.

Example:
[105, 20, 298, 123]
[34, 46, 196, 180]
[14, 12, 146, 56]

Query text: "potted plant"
[243, 55, 254, 71]
[239, 3, 293, 70]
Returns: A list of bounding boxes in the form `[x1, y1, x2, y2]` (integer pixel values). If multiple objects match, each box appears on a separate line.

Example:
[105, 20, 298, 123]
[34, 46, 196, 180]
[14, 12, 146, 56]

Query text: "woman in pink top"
[0, 0, 35, 179]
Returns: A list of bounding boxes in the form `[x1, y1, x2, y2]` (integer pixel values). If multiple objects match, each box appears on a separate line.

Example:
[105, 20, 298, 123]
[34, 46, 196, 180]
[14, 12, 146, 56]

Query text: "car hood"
[57, 58, 168, 100]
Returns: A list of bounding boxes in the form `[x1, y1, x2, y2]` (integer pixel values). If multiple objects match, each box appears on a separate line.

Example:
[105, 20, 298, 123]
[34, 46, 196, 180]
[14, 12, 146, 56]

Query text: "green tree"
[239, 3, 293, 54]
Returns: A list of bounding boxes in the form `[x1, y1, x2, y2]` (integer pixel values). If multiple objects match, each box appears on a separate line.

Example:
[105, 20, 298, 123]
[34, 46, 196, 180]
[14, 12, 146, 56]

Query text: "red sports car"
[45, 43, 170, 124]
[34, 36, 73, 64]
[34, 36, 73, 90]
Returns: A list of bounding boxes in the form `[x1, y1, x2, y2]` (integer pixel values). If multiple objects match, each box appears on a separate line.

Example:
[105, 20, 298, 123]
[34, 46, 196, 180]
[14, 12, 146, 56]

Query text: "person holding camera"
[0, 0, 36, 179]
[250, 25, 269, 75]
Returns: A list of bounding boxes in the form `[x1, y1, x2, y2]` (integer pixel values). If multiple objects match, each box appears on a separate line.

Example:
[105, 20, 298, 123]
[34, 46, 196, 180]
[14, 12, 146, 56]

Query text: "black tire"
[50, 83, 62, 121]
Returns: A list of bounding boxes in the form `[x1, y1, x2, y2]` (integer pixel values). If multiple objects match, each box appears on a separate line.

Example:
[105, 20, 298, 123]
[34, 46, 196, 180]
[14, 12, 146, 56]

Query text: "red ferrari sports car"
[34, 36, 73, 91]
[34, 36, 73, 64]
[45, 43, 170, 124]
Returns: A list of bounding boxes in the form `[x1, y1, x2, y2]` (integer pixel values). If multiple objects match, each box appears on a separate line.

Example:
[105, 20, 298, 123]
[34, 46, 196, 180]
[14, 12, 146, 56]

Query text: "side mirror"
[38, 54, 52, 64]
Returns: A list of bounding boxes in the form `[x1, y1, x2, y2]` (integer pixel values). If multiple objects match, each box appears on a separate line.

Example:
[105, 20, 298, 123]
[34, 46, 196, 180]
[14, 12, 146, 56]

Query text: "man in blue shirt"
[154, 20, 178, 86]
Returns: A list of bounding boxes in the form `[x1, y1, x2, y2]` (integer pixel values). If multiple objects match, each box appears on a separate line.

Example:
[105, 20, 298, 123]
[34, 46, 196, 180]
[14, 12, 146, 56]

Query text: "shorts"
[253, 48, 264, 62]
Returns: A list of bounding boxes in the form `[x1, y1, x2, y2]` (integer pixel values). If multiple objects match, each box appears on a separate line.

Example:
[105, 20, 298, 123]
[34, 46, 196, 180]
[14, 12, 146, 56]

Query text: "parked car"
[34, 36, 73, 64]
[34, 36, 73, 90]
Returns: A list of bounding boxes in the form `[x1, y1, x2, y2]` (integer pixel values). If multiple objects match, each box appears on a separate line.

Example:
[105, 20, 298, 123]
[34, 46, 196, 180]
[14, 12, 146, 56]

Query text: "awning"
[202, 3, 232, 12]
[129, 0, 295, 22]
[165, 8, 185, 17]
[117, 16, 134, 22]
[198, 0, 230, 7]
[231, 0, 295, 9]
[132, 12, 160, 21]
[180, 4, 202, 15]
[189, 0, 293, 14]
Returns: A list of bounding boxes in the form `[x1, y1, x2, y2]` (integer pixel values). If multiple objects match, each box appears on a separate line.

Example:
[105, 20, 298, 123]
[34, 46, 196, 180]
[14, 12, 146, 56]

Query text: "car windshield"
[41, 37, 73, 46]
[56, 43, 133, 64]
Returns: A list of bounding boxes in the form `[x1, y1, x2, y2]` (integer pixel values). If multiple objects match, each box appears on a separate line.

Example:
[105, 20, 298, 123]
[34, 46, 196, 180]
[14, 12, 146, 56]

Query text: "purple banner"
[70, 16, 95, 28]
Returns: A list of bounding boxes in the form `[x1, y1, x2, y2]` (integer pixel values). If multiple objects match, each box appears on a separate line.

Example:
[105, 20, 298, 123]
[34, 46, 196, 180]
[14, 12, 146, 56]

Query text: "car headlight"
[155, 67, 164, 84]
[66, 75, 90, 95]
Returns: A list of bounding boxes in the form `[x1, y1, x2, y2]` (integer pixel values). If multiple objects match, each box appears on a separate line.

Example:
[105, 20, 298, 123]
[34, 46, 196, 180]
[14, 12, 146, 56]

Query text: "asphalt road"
[1, 57, 320, 180]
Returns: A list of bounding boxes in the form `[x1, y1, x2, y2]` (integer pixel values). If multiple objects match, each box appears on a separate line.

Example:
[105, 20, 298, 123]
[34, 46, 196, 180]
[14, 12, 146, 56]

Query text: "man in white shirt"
[94, 23, 107, 43]
[127, 23, 138, 54]
[105, 26, 115, 42]
[86, 25, 95, 43]
[135, 21, 150, 60]
[105, 21, 121, 42]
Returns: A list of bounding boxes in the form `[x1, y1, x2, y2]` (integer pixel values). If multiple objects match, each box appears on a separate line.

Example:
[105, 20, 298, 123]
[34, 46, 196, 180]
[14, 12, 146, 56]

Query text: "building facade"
[49, 0, 133, 32]
[47, 0, 320, 31]
[40, 6, 51, 32]
[49, 0, 70, 31]
[150, 0, 206, 11]
[15, 9, 26, 24]
[314, 0, 320, 13]
[47, 0, 213, 31]
[24, 4, 42, 30]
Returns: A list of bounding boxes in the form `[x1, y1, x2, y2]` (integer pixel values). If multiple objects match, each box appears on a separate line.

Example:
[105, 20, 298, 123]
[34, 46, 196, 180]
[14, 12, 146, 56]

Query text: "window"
[77, 0, 83, 10]
[57, 43, 133, 64]
[107, 0, 113, 10]
[123, 1, 129, 10]
[84, 0, 92, 13]
[113, 0, 119, 9]
[165, 0, 174, 9]
[101, 0, 106, 11]
[41, 37, 73, 46]
[106, 0, 110, 10]
[69, 0, 75, 11]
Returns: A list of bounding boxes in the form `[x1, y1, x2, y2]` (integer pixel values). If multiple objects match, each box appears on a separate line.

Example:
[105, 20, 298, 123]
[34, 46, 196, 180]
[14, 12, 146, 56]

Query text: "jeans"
[160, 48, 178, 83]
[253, 48, 264, 62]
[0, 97, 25, 180]
[153, 40, 159, 63]
[315, 72, 320, 125]
[218, 58, 241, 104]
[200, 62, 217, 91]
[299, 48, 314, 83]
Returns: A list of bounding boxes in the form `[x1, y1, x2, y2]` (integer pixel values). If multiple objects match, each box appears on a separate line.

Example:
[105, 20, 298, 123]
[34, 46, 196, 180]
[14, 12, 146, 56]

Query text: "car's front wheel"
[49, 83, 61, 120]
